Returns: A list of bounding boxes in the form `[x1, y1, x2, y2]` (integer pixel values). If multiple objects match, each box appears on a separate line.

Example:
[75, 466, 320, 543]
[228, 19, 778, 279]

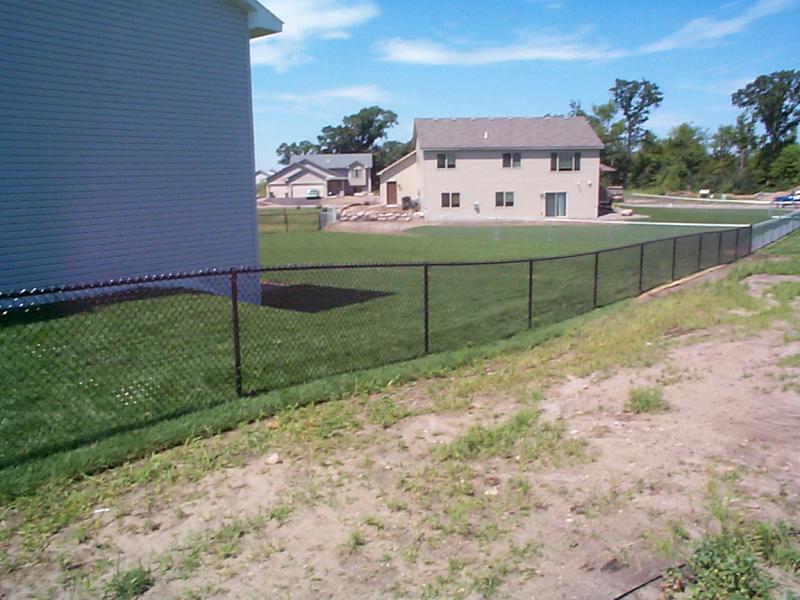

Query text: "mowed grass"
[260, 222, 727, 265]
[621, 205, 788, 225]
[258, 207, 320, 234]
[0, 219, 751, 470]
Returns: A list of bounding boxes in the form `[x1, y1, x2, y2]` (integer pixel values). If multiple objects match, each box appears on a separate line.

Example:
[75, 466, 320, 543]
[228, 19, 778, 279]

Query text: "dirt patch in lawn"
[3, 303, 800, 598]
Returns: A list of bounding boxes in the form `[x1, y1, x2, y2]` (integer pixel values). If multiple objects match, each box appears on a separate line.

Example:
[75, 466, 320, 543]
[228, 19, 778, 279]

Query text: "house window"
[437, 152, 456, 169]
[495, 191, 514, 207]
[545, 192, 567, 217]
[502, 152, 521, 168]
[353, 168, 362, 178]
[441, 192, 460, 208]
[550, 152, 582, 172]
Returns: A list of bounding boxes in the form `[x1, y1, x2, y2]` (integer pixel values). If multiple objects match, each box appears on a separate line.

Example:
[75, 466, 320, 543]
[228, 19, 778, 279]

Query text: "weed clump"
[626, 387, 668, 414]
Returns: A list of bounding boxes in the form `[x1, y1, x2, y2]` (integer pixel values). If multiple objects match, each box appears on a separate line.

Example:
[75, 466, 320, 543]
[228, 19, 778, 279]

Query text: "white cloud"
[524, 0, 564, 9]
[640, 0, 793, 53]
[380, 32, 625, 66]
[378, 0, 793, 66]
[276, 84, 388, 105]
[251, 0, 379, 70]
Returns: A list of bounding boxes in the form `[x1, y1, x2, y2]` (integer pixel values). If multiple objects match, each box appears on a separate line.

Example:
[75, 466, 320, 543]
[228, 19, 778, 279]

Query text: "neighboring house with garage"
[378, 117, 604, 220]
[265, 153, 372, 198]
[0, 0, 281, 303]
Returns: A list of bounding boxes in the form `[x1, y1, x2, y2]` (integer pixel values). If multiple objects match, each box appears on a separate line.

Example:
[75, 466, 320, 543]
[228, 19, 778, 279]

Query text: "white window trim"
[550, 152, 582, 172]
[502, 152, 521, 168]
[544, 191, 568, 217]
[437, 152, 456, 169]
[441, 191, 461, 208]
[495, 191, 515, 207]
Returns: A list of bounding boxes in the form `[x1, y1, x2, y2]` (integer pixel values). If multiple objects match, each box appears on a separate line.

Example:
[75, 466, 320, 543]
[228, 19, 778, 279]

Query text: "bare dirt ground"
[3, 275, 800, 599]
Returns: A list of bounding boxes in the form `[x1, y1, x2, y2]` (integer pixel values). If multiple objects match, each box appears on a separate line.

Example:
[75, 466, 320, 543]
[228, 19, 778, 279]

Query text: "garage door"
[291, 184, 325, 198]
[268, 184, 289, 198]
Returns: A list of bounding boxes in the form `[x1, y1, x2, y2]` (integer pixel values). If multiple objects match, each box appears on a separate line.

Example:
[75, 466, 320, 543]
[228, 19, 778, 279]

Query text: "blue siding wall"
[0, 0, 260, 292]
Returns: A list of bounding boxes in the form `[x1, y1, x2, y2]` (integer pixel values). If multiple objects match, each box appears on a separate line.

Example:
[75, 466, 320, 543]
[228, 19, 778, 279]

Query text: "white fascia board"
[229, 0, 283, 38]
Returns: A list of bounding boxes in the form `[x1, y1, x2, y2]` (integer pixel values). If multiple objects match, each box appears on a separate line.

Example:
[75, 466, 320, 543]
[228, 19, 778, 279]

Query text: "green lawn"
[621, 205, 787, 225]
[0, 219, 754, 469]
[260, 222, 728, 266]
[258, 207, 321, 234]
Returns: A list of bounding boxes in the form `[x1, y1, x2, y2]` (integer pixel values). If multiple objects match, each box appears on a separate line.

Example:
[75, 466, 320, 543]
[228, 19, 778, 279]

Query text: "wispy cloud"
[380, 30, 625, 66]
[379, 0, 793, 66]
[524, 0, 565, 10]
[276, 84, 388, 105]
[251, 0, 379, 70]
[640, 0, 792, 53]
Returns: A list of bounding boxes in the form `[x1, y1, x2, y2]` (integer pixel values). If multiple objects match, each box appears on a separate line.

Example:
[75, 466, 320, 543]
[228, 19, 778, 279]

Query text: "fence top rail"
[0, 224, 754, 300]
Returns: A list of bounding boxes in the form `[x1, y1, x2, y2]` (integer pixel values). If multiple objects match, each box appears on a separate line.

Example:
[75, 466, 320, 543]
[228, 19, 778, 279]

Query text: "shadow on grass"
[260, 283, 392, 313]
[0, 287, 201, 325]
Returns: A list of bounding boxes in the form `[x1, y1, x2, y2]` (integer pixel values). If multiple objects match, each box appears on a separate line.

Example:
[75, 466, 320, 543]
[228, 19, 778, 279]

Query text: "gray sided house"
[379, 117, 604, 221]
[266, 153, 372, 198]
[0, 0, 281, 303]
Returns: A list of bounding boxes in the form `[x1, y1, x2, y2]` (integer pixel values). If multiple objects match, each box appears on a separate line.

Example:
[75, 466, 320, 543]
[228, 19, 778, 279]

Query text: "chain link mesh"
[3, 221, 796, 466]
[258, 208, 321, 234]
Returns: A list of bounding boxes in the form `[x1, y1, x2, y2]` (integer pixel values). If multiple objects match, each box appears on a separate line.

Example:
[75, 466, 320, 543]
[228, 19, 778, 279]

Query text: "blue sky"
[249, 0, 799, 169]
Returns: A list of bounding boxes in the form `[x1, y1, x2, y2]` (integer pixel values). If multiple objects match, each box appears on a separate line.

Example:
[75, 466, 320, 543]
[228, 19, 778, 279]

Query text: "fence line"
[751, 211, 800, 250]
[2, 213, 799, 466]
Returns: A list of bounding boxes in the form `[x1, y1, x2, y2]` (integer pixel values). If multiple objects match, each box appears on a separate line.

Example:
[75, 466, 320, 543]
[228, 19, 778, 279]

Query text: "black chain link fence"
[258, 207, 323, 233]
[0, 220, 787, 467]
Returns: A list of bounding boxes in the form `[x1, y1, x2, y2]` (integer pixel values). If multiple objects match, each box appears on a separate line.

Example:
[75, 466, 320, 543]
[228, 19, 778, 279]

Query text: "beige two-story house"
[378, 117, 604, 220]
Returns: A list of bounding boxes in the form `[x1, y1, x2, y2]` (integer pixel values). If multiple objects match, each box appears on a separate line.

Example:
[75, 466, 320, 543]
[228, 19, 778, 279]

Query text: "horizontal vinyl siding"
[0, 0, 260, 291]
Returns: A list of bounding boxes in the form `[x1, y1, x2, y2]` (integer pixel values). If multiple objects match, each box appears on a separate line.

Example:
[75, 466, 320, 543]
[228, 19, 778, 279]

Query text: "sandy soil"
[3, 276, 800, 599]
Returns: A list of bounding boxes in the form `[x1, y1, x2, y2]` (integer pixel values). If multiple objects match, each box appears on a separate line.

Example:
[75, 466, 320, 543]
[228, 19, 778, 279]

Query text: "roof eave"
[230, 0, 283, 38]
[377, 150, 417, 176]
[418, 145, 605, 151]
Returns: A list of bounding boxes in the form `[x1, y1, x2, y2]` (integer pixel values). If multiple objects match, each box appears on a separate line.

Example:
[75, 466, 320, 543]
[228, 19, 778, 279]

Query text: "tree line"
[276, 70, 799, 194]
[571, 70, 800, 193]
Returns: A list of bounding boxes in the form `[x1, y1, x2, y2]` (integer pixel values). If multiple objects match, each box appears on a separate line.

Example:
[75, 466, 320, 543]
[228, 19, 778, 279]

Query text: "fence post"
[734, 228, 740, 261]
[747, 224, 753, 255]
[671, 237, 678, 280]
[696, 233, 703, 272]
[230, 272, 243, 397]
[717, 231, 723, 265]
[283, 208, 289, 233]
[638, 243, 645, 293]
[423, 264, 430, 354]
[592, 251, 599, 308]
[527, 260, 534, 329]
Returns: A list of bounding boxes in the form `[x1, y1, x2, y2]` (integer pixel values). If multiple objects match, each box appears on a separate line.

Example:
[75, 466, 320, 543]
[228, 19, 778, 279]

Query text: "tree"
[732, 70, 800, 158]
[769, 144, 800, 186]
[709, 125, 738, 191]
[655, 124, 709, 191]
[569, 99, 625, 182]
[276, 140, 319, 165]
[568, 99, 586, 117]
[629, 131, 664, 189]
[709, 116, 759, 192]
[317, 106, 398, 153]
[589, 101, 626, 178]
[610, 78, 663, 183]
[373, 140, 413, 174]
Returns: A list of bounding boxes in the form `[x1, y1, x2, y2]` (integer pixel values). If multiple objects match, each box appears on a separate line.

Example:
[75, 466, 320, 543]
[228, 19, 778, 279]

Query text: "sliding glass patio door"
[545, 192, 567, 217]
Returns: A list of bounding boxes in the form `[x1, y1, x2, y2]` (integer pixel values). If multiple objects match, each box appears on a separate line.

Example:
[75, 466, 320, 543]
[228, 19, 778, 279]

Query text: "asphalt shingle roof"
[289, 153, 373, 170]
[414, 116, 604, 150]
